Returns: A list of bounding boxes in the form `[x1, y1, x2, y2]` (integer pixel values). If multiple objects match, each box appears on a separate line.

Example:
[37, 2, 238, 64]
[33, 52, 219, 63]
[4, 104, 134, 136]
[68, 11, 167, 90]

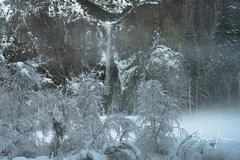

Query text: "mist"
[180, 106, 240, 160]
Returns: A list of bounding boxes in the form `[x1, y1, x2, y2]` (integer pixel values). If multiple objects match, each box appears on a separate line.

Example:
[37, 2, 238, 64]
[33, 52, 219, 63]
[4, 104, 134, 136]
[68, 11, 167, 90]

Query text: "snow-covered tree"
[145, 45, 187, 109]
[0, 59, 44, 158]
[104, 115, 138, 143]
[136, 80, 179, 154]
[67, 74, 108, 150]
[28, 74, 109, 157]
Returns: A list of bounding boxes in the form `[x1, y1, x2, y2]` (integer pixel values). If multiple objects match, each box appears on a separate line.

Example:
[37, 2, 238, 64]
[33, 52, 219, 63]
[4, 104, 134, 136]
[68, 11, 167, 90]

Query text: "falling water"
[0, 50, 5, 61]
[104, 22, 112, 86]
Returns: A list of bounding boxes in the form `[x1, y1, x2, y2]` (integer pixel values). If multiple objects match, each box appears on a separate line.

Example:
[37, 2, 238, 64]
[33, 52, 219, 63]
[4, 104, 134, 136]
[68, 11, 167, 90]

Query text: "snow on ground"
[10, 150, 106, 160]
[180, 108, 240, 160]
[5, 110, 240, 160]
[12, 157, 49, 160]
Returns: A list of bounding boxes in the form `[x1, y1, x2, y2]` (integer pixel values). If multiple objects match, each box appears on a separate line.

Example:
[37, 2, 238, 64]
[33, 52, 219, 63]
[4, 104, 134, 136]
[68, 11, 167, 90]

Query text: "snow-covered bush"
[175, 132, 206, 160]
[104, 115, 138, 143]
[146, 45, 183, 96]
[31, 74, 109, 157]
[104, 142, 141, 160]
[135, 80, 179, 154]
[0, 120, 39, 159]
[76, 150, 106, 160]
[0, 61, 112, 159]
[34, 90, 74, 157]
[0, 60, 44, 159]
[173, 132, 226, 160]
[66, 74, 108, 150]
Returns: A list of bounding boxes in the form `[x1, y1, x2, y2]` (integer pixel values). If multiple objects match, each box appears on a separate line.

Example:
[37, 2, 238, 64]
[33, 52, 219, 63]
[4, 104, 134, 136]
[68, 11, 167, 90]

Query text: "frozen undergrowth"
[3, 112, 240, 160]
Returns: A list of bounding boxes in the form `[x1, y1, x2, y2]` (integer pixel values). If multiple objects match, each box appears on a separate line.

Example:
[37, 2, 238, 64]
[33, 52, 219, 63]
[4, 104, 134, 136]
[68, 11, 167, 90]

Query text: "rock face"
[0, 0, 222, 71]
[1, 0, 238, 110]
[115, 0, 221, 54]
[0, 0, 105, 84]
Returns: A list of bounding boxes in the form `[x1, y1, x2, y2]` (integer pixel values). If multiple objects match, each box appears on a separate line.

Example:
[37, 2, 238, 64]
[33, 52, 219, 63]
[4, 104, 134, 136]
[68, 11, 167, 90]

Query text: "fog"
[181, 107, 240, 140]
[180, 107, 240, 160]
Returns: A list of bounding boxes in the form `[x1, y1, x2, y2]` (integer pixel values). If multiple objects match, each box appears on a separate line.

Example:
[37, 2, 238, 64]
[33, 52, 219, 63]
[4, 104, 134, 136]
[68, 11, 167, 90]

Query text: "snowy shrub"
[0, 61, 44, 159]
[146, 46, 182, 87]
[173, 132, 226, 160]
[20, 74, 109, 157]
[66, 74, 108, 150]
[77, 150, 106, 160]
[145, 46, 187, 108]
[175, 132, 206, 160]
[104, 142, 141, 160]
[35, 90, 74, 157]
[103, 115, 138, 143]
[135, 80, 180, 154]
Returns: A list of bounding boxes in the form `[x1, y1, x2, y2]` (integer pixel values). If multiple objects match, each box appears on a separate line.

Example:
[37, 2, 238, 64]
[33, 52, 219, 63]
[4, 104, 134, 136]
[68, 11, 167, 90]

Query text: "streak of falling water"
[0, 50, 5, 61]
[104, 22, 112, 86]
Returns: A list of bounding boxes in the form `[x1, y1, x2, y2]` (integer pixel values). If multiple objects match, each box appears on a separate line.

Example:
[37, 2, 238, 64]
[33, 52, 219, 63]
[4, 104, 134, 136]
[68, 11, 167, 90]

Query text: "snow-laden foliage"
[0, 59, 111, 158]
[145, 45, 188, 108]
[172, 132, 227, 160]
[0, 58, 142, 159]
[103, 115, 138, 143]
[104, 142, 141, 160]
[146, 45, 182, 90]
[76, 150, 106, 160]
[28, 74, 109, 157]
[64, 74, 109, 151]
[67, 74, 108, 121]
[113, 44, 186, 111]
[0, 60, 44, 159]
[148, 45, 181, 71]
[136, 80, 180, 154]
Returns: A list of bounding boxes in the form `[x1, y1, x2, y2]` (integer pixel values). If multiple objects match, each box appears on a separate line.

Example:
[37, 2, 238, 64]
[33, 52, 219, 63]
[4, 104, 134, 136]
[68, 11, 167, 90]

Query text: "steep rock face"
[0, 1, 108, 84]
[0, 0, 223, 84]
[1, 0, 238, 110]
[115, 0, 221, 55]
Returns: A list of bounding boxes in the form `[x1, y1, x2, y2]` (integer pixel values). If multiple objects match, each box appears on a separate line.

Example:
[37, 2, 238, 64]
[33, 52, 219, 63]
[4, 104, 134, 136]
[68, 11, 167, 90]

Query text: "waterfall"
[0, 50, 4, 61]
[104, 22, 112, 86]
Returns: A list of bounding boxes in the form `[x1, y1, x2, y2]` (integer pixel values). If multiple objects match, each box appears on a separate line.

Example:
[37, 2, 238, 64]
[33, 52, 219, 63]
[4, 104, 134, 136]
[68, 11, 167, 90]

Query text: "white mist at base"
[180, 108, 240, 160]
[103, 22, 112, 86]
[180, 109, 240, 140]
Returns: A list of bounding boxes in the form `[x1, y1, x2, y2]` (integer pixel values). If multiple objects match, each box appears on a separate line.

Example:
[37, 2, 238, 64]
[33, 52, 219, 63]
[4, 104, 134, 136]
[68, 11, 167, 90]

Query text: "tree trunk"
[227, 73, 231, 105]
[188, 63, 192, 115]
[195, 80, 198, 119]
[238, 72, 240, 112]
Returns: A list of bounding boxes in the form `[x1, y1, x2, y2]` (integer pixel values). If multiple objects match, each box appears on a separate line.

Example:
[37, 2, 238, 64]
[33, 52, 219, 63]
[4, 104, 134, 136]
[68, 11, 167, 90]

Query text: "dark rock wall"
[115, 0, 221, 55]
